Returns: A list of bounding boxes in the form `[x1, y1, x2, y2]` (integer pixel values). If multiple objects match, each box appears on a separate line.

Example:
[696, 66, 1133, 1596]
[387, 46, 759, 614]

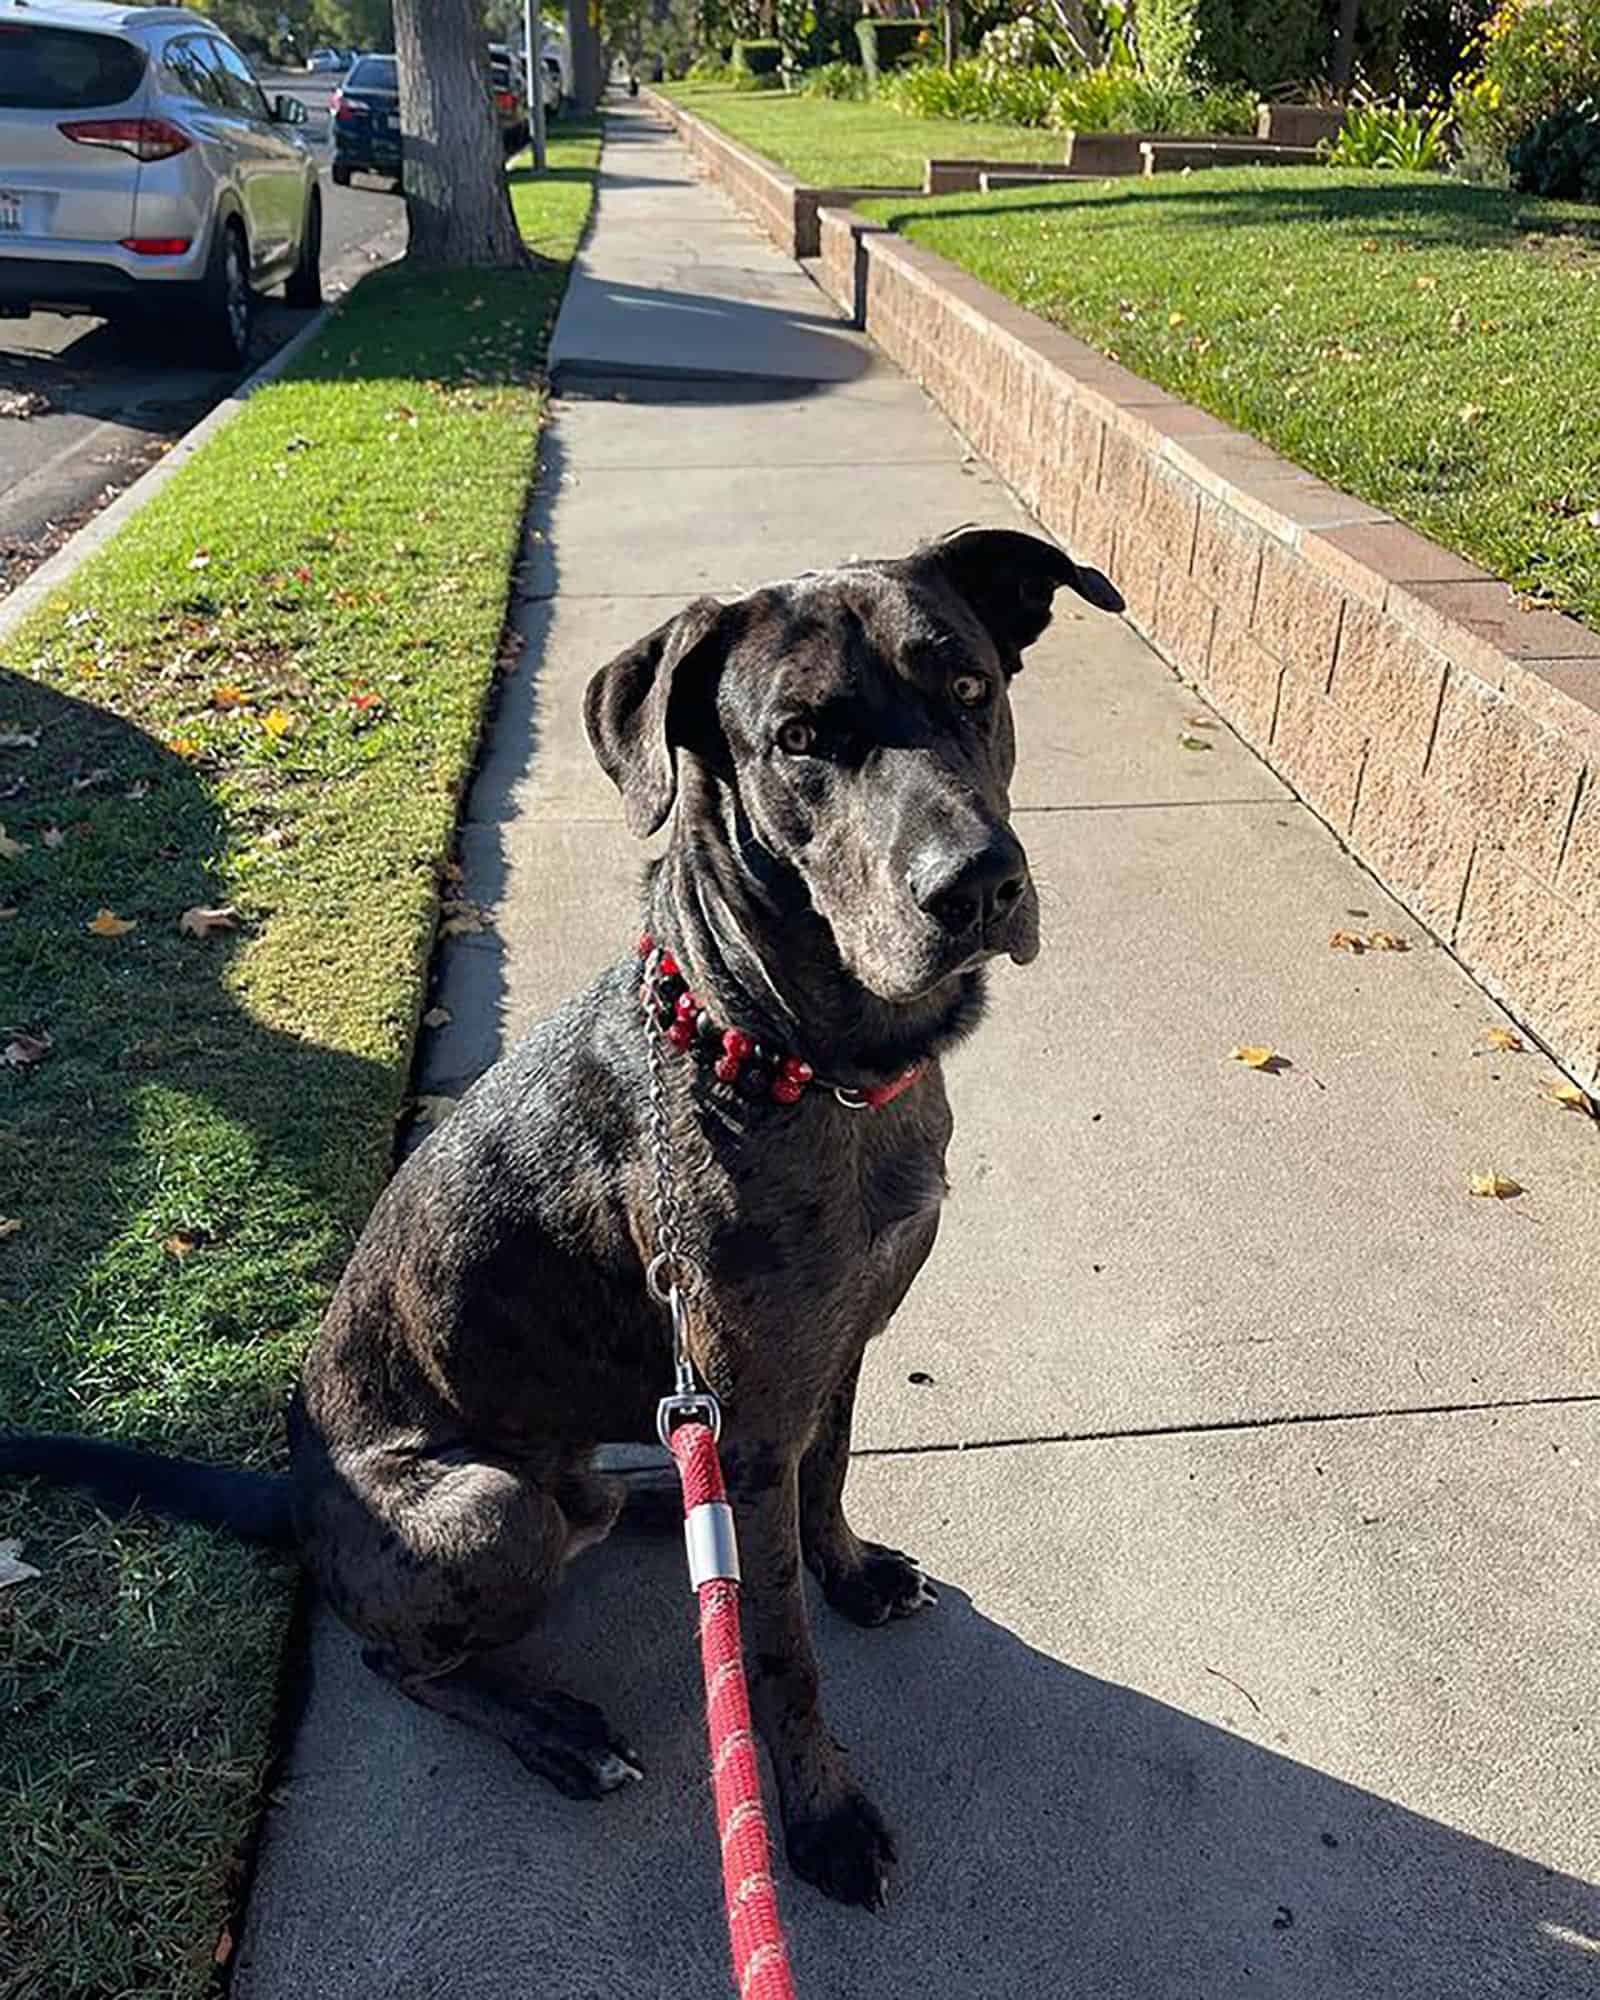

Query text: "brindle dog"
[2, 527, 1121, 1909]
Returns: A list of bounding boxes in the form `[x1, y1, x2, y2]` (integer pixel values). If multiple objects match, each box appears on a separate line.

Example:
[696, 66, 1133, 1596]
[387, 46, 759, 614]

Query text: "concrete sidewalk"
[234, 104, 1600, 2000]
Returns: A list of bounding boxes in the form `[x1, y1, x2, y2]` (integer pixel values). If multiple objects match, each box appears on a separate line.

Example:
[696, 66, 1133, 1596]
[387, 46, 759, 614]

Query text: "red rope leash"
[668, 1421, 798, 2000]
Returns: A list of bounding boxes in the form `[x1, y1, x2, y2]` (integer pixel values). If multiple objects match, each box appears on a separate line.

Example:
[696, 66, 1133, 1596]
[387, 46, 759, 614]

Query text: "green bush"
[1050, 68, 1254, 133]
[1454, 0, 1600, 170]
[1191, 0, 1325, 92]
[882, 57, 1063, 125]
[854, 15, 933, 81]
[1324, 98, 1451, 167]
[684, 50, 732, 81]
[1508, 92, 1600, 195]
[797, 58, 869, 98]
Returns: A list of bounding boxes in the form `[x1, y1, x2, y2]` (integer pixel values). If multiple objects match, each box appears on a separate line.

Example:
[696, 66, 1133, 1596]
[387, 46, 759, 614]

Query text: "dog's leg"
[306, 1444, 640, 1799]
[800, 1359, 937, 1627]
[361, 1646, 644, 1799]
[726, 1439, 897, 1909]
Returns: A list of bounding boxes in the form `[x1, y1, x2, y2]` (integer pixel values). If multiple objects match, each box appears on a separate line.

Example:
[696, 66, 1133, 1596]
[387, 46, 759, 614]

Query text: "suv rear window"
[0, 24, 146, 109]
[348, 56, 397, 90]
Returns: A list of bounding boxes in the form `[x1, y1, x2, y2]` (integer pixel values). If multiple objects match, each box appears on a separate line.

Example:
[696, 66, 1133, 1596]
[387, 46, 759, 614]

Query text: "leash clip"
[657, 1389, 722, 1448]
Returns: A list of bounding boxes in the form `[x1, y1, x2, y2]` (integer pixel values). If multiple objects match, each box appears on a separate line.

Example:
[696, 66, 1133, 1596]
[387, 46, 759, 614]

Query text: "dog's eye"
[952, 673, 990, 708]
[777, 719, 816, 756]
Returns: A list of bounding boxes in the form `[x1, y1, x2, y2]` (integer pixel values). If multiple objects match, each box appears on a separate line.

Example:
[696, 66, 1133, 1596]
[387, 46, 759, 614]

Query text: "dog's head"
[584, 528, 1121, 1009]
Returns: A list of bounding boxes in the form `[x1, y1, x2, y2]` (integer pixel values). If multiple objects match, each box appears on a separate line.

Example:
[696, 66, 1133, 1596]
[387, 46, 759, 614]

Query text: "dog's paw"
[512, 1691, 645, 1801]
[819, 1542, 938, 1628]
[786, 1787, 897, 1909]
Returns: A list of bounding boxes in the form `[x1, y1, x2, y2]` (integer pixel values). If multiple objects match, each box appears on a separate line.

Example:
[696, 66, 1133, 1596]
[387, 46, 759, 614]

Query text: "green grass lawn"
[659, 81, 1062, 185]
[0, 130, 597, 1999]
[858, 169, 1600, 629]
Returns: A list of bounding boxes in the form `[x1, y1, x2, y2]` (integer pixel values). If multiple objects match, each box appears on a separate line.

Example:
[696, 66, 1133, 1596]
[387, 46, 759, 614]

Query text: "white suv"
[0, 2, 322, 366]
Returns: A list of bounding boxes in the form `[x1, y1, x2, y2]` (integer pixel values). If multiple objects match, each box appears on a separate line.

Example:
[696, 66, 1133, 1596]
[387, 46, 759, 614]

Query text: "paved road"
[0, 74, 404, 601]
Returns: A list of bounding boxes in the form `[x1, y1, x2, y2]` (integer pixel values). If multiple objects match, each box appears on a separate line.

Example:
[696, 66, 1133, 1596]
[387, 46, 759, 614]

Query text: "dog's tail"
[0, 1433, 296, 1548]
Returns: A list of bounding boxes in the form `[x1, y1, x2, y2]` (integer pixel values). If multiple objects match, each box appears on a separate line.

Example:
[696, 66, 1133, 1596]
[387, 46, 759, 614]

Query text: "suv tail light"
[58, 118, 191, 163]
[495, 89, 517, 112]
[333, 92, 365, 123]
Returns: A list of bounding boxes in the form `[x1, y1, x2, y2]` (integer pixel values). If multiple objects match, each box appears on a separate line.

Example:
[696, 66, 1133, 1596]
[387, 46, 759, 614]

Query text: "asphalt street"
[0, 74, 405, 600]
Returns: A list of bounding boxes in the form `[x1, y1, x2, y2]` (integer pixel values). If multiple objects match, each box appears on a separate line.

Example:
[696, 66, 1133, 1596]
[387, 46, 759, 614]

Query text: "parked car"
[0, 2, 323, 366]
[540, 53, 562, 120]
[329, 51, 398, 186]
[305, 47, 344, 73]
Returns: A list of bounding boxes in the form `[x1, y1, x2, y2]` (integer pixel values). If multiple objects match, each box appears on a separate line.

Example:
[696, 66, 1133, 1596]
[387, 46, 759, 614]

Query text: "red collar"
[638, 934, 927, 1112]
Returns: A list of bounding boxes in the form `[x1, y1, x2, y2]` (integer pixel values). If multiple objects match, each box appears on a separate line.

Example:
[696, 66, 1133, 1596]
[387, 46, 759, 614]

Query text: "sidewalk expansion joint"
[553, 361, 850, 393]
[856, 1389, 1600, 1459]
[1012, 797, 1289, 815]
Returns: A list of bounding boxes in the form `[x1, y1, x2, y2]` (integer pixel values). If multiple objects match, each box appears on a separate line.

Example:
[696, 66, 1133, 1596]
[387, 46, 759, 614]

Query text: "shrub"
[797, 57, 869, 98]
[881, 57, 1064, 125]
[1048, 68, 1254, 133]
[1192, 0, 1325, 93]
[1454, 0, 1600, 169]
[977, 13, 1080, 71]
[854, 16, 933, 81]
[1324, 98, 1452, 167]
[1508, 92, 1600, 195]
[684, 50, 732, 81]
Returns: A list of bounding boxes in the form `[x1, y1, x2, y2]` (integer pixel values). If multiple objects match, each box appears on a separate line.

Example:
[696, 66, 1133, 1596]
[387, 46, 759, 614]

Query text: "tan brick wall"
[653, 97, 1600, 1089]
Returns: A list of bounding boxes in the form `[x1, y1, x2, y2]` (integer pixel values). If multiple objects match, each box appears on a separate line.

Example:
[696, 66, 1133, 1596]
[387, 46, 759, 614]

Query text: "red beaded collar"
[638, 934, 927, 1112]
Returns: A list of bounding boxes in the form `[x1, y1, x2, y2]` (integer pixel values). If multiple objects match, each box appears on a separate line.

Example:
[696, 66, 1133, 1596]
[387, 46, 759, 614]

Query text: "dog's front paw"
[786, 1787, 897, 1909]
[818, 1542, 938, 1627]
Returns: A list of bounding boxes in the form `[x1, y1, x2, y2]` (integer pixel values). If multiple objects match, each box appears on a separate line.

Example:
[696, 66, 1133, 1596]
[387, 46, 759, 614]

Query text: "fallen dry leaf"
[71, 767, 111, 792]
[1229, 1044, 1282, 1071]
[0, 1217, 22, 1240]
[1177, 732, 1213, 752]
[1182, 714, 1219, 731]
[1458, 402, 1486, 425]
[178, 905, 238, 939]
[41, 824, 65, 851]
[0, 728, 40, 750]
[1366, 930, 1409, 951]
[413, 1094, 458, 1126]
[168, 737, 202, 760]
[211, 684, 250, 711]
[0, 907, 17, 921]
[0, 824, 28, 860]
[1329, 929, 1366, 953]
[0, 1538, 41, 1589]
[1482, 1026, 1524, 1053]
[125, 779, 150, 801]
[3, 1028, 52, 1069]
[164, 1232, 202, 1260]
[187, 548, 212, 570]
[440, 859, 465, 884]
[1545, 1080, 1596, 1118]
[1468, 1171, 1522, 1199]
[422, 1005, 453, 1028]
[87, 907, 137, 937]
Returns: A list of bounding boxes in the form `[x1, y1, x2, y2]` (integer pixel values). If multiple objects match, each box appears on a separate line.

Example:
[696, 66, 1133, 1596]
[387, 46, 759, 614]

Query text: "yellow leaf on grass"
[1168, 310, 1186, 328]
[178, 905, 238, 938]
[1546, 1080, 1596, 1118]
[212, 684, 250, 711]
[164, 1232, 202, 1259]
[1469, 1172, 1522, 1199]
[87, 907, 136, 936]
[0, 823, 28, 860]
[0, 1217, 22, 1240]
[1229, 1045, 1279, 1070]
[260, 708, 295, 740]
[1482, 1026, 1524, 1053]
[169, 737, 202, 760]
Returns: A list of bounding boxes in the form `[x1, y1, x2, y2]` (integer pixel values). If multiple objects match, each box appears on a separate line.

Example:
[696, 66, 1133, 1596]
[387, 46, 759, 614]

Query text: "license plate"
[0, 191, 21, 233]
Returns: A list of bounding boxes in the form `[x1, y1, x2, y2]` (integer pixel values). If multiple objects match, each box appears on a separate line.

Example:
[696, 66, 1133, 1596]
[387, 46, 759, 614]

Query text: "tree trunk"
[1330, 0, 1360, 94]
[394, 0, 527, 269]
[1042, 0, 1101, 67]
[941, 0, 961, 69]
[566, 0, 605, 112]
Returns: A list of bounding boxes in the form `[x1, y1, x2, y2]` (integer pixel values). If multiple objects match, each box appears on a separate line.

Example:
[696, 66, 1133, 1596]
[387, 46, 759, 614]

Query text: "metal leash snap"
[657, 1389, 723, 1448]
[833, 1085, 870, 1110]
[646, 1249, 701, 1304]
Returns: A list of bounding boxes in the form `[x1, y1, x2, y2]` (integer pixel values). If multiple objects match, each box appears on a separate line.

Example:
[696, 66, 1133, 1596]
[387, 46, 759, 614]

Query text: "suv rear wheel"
[284, 188, 322, 309]
[195, 219, 252, 369]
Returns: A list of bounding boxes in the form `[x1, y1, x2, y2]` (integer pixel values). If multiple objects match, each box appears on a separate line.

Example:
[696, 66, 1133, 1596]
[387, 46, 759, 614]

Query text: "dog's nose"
[911, 831, 1029, 938]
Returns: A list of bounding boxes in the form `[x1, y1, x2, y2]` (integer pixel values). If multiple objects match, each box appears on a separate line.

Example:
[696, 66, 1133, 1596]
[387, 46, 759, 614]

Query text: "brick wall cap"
[1300, 520, 1487, 607]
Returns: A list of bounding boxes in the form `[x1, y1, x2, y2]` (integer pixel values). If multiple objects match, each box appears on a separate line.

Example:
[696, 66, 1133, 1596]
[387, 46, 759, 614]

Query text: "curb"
[0, 300, 337, 648]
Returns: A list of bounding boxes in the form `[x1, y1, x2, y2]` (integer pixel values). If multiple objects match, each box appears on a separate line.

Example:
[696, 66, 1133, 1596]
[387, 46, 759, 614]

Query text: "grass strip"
[0, 126, 598, 2000]
[658, 81, 1058, 185]
[858, 169, 1600, 629]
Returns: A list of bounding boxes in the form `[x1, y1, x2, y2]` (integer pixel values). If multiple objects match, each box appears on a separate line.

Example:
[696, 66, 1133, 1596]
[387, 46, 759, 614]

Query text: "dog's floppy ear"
[583, 597, 730, 837]
[924, 526, 1123, 664]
